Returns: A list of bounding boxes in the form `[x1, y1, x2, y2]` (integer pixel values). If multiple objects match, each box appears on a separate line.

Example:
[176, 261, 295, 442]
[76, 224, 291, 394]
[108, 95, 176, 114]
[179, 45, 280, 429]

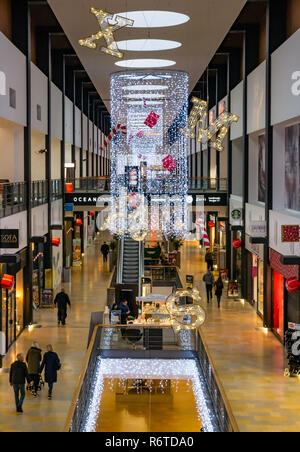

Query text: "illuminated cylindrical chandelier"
[110, 70, 189, 240]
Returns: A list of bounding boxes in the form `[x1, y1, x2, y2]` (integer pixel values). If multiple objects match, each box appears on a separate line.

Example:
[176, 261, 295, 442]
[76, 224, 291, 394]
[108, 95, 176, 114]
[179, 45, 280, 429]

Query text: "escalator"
[117, 235, 144, 292]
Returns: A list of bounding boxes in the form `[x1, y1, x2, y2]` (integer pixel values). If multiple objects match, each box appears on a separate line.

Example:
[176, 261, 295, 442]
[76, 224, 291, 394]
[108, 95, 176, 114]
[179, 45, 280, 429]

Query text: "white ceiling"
[48, 0, 246, 111]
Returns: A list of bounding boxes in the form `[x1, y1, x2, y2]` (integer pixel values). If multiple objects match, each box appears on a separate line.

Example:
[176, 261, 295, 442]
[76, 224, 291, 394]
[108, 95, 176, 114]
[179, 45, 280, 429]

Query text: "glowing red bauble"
[286, 277, 300, 294]
[52, 237, 60, 247]
[233, 239, 242, 249]
[76, 218, 83, 226]
[208, 221, 215, 228]
[90, 211, 95, 217]
[1, 274, 15, 290]
[65, 183, 73, 193]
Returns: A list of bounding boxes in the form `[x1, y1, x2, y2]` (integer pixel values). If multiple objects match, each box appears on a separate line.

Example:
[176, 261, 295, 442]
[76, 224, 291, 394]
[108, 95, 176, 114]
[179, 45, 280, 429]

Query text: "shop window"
[9, 88, 16, 109]
[285, 123, 300, 211]
[273, 270, 285, 341]
[257, 260, 264, 317]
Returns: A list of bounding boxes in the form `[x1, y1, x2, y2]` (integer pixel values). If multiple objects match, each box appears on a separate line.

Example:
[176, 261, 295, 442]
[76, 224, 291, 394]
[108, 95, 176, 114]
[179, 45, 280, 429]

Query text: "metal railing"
[0, 182, 27, 218]
[188, 177, 227, 192]
[196, 328, 239, 432]
[31, 180, 48, 207]
[64, 177, 227, 194]
[99, 324, 197, 351]
[65, 177, 110, 193]
[64, 323, 239, 433]
[50, 179, 63, 202]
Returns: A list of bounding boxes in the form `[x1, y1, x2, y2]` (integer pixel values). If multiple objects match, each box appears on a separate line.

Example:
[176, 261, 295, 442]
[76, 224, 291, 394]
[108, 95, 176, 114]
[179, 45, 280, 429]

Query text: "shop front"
[245, 235, 264, 317]
[0, 249, 26, 355]
[270, 248, 298, 343]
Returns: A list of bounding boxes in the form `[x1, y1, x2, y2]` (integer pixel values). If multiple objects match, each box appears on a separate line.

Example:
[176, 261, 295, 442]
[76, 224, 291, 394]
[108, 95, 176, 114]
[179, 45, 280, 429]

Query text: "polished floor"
[96, 378, 202, 432]
[0, 234, 111, 432]
[182, 241, 300, 433]
[1, 238, 300, 432]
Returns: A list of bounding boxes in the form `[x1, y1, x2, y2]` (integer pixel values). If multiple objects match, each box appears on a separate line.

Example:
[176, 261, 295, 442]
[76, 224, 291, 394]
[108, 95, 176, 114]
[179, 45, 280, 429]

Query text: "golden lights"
[180, 97, 239, 151]
[79, 7, 134, 58]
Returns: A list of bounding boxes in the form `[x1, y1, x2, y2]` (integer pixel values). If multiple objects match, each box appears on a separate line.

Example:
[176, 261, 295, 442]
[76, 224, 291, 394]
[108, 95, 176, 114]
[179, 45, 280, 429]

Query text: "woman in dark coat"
[214, 276, 224, 309]
[39, 345, 61, 400]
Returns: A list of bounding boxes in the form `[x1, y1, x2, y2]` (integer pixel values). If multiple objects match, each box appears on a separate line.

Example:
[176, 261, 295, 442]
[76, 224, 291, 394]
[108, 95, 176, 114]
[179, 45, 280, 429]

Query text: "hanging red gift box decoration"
[1, 274, 15, 290]
[76, 218, 83, 226]
[144, 111, 160, 128]
[208, 221, 215, 228]
[162, 155, 177, 172]
[286, 277, 300, 293]
[233, 239, 242, 249]
[52, 237, 61, 247]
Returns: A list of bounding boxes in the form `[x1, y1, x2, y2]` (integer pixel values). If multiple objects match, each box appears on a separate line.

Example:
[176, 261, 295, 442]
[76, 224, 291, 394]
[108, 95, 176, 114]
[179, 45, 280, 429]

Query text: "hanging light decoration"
[166, 288, 206, 331]
[109, 70, 189, 240]
[78, 8, 134, 59]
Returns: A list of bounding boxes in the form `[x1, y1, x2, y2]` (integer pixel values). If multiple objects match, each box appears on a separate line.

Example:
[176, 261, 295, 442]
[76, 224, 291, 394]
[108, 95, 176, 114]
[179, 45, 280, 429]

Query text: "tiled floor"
[1, 238, 300, 432]
[0, 234, 111, 432]
[181, 241, 300, 433]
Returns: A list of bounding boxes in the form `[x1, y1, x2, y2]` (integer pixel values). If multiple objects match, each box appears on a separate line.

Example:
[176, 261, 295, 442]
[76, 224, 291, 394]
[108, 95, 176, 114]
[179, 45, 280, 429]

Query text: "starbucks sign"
[231, 209, 242, 220]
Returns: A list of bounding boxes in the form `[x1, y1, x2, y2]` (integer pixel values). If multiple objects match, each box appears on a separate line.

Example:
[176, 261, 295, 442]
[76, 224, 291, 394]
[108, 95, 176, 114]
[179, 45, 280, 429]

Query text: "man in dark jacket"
[203, 270, 215, 303]
[10, 353, 29, 413]
[54, 288, 71, 326]
[101, 242, 110, 263]
[26, 342, 42, 397]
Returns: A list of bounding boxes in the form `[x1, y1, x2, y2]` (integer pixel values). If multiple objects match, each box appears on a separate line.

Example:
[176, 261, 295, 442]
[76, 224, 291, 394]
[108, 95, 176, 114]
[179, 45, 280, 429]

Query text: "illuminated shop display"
[107, 70, 189, 240]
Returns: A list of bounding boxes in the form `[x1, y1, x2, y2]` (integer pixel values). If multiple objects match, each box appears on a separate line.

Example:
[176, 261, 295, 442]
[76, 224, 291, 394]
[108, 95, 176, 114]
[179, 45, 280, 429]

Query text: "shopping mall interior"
[0, 0, 300, 435]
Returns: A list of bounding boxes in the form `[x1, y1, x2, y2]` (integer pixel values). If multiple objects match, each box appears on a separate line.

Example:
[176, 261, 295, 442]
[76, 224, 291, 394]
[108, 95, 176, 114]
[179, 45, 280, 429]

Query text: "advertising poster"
[285, 124, 300, 211]
[258, 134, 266, 203]
[72, 238, 82, 267]
[52, 230, 63, 289]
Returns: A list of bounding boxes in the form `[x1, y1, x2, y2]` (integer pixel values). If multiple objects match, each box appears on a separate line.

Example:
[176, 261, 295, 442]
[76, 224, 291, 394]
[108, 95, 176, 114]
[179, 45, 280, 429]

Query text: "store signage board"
[0, 230, 19, 249]
[65, 193, 110, 206]
[65, 203, 74, 212]
[288, 322, 300, 331]
[195, 194, 227, 207]
[281, 225, 300, 243]
[249, 221, 266, 237]
[0, 332, 5, 355]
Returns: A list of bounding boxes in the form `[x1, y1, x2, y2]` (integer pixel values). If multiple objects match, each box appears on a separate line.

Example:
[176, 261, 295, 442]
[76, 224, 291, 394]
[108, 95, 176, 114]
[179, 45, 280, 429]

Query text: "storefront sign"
[65, 193, 109, 206]
[281, 225, 300, 243]
[270, 248, 298, 280]
[0, 230, 19, 249]
[249, 221, 266, 237]
[195, 194, 227, 207]
[291, 71, 300, 96]
[288, 322, 300, 331]
[65, 203, 74, 212]
[0, 332, 5, 356]
[245, 234, 264, 260]
[0, 71, 5, 96]
[231, 209, 242, 221]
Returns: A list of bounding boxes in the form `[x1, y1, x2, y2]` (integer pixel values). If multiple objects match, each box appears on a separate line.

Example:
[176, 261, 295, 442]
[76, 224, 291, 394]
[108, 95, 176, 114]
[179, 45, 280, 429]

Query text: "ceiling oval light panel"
[116, 11, 190, 28]
[115, 59, 176, 69]
[117, 39, 182, 52]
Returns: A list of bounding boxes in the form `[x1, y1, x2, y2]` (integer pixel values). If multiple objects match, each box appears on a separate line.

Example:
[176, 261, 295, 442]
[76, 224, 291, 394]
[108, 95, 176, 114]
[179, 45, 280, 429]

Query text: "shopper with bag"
[39, 345, 61, 400]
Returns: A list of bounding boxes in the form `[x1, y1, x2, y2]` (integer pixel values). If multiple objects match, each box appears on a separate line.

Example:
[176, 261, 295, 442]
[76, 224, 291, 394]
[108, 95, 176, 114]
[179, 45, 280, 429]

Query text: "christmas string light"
[81, 358, 216, 432]
[109, 70, 189, 240]
[78, 7, 134, 58]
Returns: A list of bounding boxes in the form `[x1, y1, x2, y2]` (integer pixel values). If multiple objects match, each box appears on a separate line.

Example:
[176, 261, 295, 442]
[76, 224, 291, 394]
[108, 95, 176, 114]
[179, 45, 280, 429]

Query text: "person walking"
[54, 288, 71, 326]
[26, 342, 42, 397]
[39, 345, 61, 400]
[9, 353, 29, 413]
[205, 250, 214, 271]
[101, 241, 110, 263]
[203, 270, 215, 303]
[214, 275, 224, 309]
